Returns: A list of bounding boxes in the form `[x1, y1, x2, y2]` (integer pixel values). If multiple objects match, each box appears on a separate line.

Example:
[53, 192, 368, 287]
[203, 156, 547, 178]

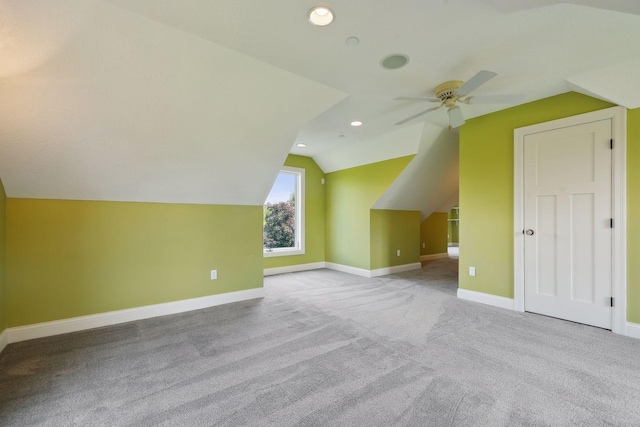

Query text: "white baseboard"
[420, 253, 449, 262]
[370, 262, 422, 277]
[324, 262, 372, 277]
[4, 287, 265, 346]
[457, 288, 515, 311]
[264, 262, 326, 276]
[626, 322, 640, 339]
[0, 329, 8, 355]
[325, 262, 421, 278]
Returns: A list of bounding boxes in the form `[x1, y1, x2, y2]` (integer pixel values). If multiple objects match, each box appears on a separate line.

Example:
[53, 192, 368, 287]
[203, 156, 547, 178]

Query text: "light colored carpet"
[2, 257, 640, 426]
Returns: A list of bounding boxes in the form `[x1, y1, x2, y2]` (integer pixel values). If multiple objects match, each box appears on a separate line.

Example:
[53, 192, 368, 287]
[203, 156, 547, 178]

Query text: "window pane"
[266, 172, 296, 204]
[264, 171, 298, 250]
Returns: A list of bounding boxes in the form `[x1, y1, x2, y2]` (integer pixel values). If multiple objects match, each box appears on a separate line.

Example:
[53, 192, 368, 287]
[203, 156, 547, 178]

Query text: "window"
[263, 166, 304, 257]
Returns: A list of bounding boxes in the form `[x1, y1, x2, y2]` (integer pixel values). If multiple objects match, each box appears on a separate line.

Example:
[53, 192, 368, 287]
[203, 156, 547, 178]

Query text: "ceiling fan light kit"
[394, 70, 524, 129]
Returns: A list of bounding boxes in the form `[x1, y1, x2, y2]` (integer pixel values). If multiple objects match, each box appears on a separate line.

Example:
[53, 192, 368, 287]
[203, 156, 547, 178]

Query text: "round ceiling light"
[308, 6, 334, 26]
[350, 120, 363, 127]
[381, 54, 409, 70]
[296, 143, 307, 147]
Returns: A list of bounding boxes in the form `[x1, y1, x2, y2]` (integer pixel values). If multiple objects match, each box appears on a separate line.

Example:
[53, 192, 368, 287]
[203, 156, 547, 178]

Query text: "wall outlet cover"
[210, 270, 218, 280]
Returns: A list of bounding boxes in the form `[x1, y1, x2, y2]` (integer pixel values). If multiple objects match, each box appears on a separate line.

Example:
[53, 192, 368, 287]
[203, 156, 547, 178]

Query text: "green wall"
[325, 156, 414, 270]
[6, 199, 263, 327]
[370, 209, 420, 269]
[420, 212, 449, 256]
[627, 108, 640, 323]
[0, 178, 6, 334]
[263, 155, 325, 269]
[459, 92, 614, 298]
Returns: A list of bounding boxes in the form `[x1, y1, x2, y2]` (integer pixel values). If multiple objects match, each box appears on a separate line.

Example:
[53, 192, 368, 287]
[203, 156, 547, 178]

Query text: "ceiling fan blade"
[395, 103, 444, 126]
[464, 94, 525, 104]
[395, 96, 442, 103]
[456, 70, 497, 97]
[448, 106, 465, 129]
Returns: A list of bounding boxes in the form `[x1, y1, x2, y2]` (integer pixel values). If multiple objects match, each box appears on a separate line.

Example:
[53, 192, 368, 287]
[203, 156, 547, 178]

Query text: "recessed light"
[308, 6, 334, 27]
[346, 37, 359, 46]
[381, 54, 409, 70]
[350, 120, 363, 127]
[296, 143, 307, 147]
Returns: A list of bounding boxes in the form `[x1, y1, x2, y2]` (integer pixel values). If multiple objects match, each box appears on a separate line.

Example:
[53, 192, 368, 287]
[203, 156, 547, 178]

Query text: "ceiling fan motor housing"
[435, 80, 463, 100]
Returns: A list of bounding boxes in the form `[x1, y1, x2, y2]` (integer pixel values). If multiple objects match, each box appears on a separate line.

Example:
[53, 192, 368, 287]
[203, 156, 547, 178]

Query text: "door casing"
[514, 106, 627, 335]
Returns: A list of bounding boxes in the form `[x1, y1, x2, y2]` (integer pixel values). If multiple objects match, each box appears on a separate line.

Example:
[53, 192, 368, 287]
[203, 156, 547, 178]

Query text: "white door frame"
[514, 106, 627, 335]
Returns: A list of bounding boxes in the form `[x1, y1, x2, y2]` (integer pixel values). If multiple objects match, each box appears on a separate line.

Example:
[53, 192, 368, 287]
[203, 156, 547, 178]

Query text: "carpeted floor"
[2, 257, 640, 426]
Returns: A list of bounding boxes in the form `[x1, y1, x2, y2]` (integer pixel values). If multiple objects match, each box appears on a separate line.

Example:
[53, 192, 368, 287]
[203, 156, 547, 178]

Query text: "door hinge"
[610, 139, 614, 149]
[611, 297, 614, 307]
[610, 218, 614, 228]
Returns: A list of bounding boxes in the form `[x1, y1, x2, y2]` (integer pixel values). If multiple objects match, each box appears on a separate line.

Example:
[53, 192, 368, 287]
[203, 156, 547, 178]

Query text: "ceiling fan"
[394, 70, 524, 129]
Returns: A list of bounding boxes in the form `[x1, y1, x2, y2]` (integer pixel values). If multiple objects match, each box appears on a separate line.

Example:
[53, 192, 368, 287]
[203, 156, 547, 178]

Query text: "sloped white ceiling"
[567, 59, 640, 109]
[373, 124, 459, 221]
[1, 0, 640, 205]
[314, 123, 424, 174]
[485, 0, 640, 15]
[93, 1, 640, 158]
[0, 1, 346, 204]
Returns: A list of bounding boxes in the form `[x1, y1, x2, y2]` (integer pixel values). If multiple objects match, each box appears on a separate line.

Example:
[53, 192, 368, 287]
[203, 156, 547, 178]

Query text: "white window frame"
[263, 166, 305, 257]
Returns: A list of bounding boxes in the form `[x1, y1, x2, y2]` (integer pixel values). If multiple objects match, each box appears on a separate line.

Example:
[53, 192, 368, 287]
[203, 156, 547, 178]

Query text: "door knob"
[525, 229, 534, 236]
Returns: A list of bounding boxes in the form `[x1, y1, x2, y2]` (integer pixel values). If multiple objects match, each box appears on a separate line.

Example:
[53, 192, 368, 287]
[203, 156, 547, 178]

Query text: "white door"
[523, 119, 612, 329]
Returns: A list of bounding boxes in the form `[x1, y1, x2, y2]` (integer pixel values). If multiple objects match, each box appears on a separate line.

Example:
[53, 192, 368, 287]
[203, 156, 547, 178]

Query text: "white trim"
[513, 119, 526, 313]
[420, 253, 448, 262]
[264, 262, 326, 276]
[0, 329, 8, 354]
[513, 106, 627, 332]
[262, 247, 305, 257]
[4, 288, 265, 345]
[626, 322, 640, 340]
[324, 262, 372, 277]
[370, 263, 422, 277]
[457, 288, 516, 311]
[324, 262, 422, 278]
[612, 109, 628, 336]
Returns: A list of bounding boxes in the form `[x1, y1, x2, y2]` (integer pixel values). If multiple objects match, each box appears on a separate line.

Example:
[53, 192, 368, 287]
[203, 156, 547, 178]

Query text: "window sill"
[263, 248, 305, 258]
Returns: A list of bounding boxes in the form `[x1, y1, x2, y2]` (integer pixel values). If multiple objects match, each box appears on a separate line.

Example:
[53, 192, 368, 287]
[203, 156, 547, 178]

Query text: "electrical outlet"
[469, 267, 476, 277]
[422, 243, 425, 248]
[397, 249, 401, 256]
[210, 270, 218, 280]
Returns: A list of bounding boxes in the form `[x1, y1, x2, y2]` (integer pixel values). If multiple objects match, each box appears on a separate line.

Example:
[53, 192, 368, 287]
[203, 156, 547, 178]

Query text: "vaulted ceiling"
[0, 1, 638, 207]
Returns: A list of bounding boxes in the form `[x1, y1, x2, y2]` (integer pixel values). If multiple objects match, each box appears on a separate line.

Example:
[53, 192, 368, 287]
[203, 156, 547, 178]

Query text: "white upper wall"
[0, 1, 346, 205]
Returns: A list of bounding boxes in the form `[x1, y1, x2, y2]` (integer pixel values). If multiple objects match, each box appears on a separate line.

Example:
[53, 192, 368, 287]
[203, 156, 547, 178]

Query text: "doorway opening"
[447, 207, 459, 257]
